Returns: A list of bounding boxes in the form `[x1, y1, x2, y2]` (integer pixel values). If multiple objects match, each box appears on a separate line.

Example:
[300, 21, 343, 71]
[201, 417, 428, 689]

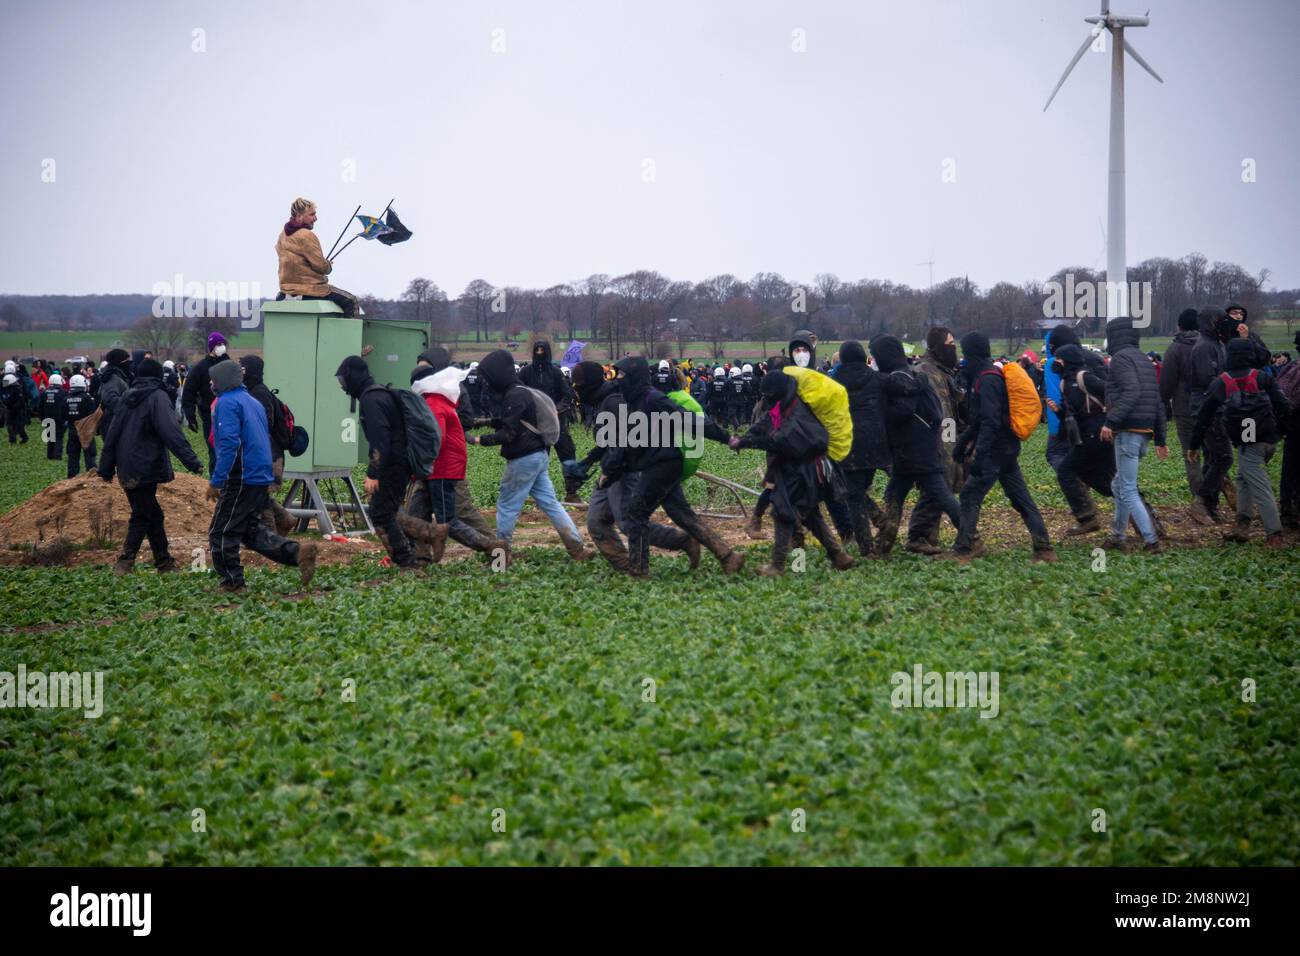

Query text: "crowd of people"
[9, 297, 1292, 588]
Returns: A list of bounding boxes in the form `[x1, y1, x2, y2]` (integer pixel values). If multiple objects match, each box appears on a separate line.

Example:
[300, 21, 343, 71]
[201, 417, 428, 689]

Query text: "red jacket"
[412, 367, 467, 481]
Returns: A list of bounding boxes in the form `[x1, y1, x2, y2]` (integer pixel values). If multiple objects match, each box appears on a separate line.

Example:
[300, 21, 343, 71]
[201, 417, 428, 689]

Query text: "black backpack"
[364, 385, 442, 477]
[1220, 370, 1274, 441]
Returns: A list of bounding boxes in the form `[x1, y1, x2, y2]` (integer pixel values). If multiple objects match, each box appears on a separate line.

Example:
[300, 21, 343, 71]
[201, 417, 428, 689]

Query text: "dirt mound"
[2, 471, 216, 547]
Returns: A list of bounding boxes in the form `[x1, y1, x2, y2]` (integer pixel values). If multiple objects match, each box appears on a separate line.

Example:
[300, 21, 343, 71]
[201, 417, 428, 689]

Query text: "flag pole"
[378, 197, 395, 221]
[326, 204, 362, 260]
[329, 233, 361, 263]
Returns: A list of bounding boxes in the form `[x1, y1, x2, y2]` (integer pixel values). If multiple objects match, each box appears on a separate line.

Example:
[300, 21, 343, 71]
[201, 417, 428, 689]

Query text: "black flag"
[377, 208, 413, 246]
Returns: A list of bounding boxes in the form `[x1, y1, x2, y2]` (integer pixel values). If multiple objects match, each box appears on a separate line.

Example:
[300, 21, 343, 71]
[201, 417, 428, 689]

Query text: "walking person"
[1159, 308, 1205, 498]
[99, 359, 205, 575]
[64, 374, 99, 477]
[182, 332, 233, 475]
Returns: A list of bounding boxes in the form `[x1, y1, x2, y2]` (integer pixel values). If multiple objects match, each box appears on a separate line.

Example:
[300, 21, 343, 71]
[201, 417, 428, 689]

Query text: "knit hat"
[105, 348, 131, 367]
[208, 358, 244, 394]
[419, 347, 451, 371]
[137, 358, 165, 380]
[207, 332, 228, 352]
[1177, 308, 1199, 331]
[925, 327, 952, 354]
[960, 331, 991, 362]
[1046, 324, 1081, 352]
[870, 335, 908, 373]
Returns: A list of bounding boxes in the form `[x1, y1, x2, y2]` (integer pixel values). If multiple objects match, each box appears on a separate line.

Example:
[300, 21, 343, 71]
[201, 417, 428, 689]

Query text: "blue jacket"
[1043, 331, 1062, 437]
[211, 386, 275, 487]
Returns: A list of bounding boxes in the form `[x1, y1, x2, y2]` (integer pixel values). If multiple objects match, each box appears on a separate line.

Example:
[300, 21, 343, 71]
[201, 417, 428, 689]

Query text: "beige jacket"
[276, 227, 332, 296]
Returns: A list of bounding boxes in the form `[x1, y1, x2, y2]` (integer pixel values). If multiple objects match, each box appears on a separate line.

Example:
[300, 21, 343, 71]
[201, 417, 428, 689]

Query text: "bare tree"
[131, 314, 190, 358]
[461, 279, 495, 342]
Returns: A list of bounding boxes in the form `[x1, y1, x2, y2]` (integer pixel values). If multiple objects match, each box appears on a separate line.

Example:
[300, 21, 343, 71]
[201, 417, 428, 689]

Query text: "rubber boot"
[759, 520, 793, 577]
[113, 554, 135, 576]
[1222, 515, 1251, 543]
[806, 509, 854, 570]
[297, 541, 319, 587]
[448, 519, 508, 558]
[561, 532, 596, 563]
[745, 504, 764, 540]
[395, 512, 450, 563]
[592, 535, 631, 573]
[873, 502, 902, 557]
[269, 498, 299, 536]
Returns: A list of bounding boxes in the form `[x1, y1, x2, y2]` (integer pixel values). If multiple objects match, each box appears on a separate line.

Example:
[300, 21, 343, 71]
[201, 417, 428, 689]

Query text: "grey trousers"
[1175, 413, 1203, 497]
[1236, 443, 1280, 533]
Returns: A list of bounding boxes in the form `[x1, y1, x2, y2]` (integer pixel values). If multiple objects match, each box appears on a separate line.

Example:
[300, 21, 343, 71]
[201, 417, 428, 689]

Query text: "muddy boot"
[759, 521, 793, 577]
[806, 511, 854, 570]
[113, 554, 135, 576]
[297, 541, 319, 587]
[873, 503, 902, 557]
[905, 539, 941, 555]
[1064, 514, 1103, 536]
[1188, 496, 1216, 527]
[562, 471, 585, 505]
[691, 522, 745, 575]
[155, 555, 180, 574]
[1031, 538, 1059, 563]
[1143, 539, 1166, 554]
[1264, 531, 1287, 549]
[683, 535, 701, 569]
[395, 512, 450, 563]
[269, 498, 299, 536]
[448, 519, 507, 558]
[592, 536, 631, 573]
[745, 506, 764, 540]
[1221, 476, 1237, 513]
[1222, 515, 1251, 543]
[561, 533, 596, 562]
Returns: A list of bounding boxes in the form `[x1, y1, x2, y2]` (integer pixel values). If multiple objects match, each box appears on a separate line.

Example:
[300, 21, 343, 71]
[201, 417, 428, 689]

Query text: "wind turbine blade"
[1123, 38, 1164, 83]
[1043, 32, 1096, 111]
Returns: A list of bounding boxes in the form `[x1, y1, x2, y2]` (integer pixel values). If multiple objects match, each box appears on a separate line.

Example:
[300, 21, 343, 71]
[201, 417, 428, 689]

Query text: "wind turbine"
[1044, 1, 1163, 321]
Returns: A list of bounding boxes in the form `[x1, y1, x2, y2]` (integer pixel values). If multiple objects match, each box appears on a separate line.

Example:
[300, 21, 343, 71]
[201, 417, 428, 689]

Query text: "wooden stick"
[326, 204, 362, 260]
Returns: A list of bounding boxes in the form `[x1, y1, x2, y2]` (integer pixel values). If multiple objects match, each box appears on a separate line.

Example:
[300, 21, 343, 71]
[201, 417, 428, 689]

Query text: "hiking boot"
[113, 556, 134, 576]
[593, 536, 631, 573]
[562, 534, 596, 562]
[155, 555, 180, 573]
[760, 522, 791, 577]
[218, 581, 246, 593]
[1100, 535, 1131, 552]
[429, 522, 450, 563]
[1188, 497, 1216, 527]
[1222, 517, 1251, 543]
[1142, 539, 1166, 554]
[830, 549, 855, 571]
[1064, 515, 1103, 536]
[1031, 547, 1059, 564]
[683, 535, 701, 570]
[271, 500, 299, 537]
[745, 511, 765, 540]
[297, 541, 319, 588]
[1264, 531, 1287, 550]
[905, 539, 942, 555]
[720, 550, 746, 575]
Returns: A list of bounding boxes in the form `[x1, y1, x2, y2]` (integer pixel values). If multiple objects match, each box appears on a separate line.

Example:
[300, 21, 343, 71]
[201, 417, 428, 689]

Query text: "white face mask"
[213, 345, 227, 357]
[793, 349, 811, 368]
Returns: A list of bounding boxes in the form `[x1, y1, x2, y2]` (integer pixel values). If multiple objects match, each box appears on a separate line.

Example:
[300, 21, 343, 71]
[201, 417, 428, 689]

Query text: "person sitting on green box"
[275, 197, 360, 317]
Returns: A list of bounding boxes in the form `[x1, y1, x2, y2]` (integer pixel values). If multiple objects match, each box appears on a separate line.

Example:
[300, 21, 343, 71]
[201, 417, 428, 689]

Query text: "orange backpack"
[979, 363, 1042, 442]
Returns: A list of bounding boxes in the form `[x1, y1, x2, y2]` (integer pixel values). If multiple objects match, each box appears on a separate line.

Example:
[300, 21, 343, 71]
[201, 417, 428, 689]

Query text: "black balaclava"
[136, 358, 164, 380]
[1224, 303, 1248, 322]
[1177, 308, 1199, 332]
[760, 368, 798, 407]
[1046, 324, 1081, 355]
[614, 356, 652, 405]
[840, 340, 867, 366]
[335, 355, 374, 400]
[130, 348, 147, 374]
[870, 335, 908, 373]
[1225, 338, 1255, 373]
[1105, 318, 1140, 356]
[925, 326, 958, 369]
[531, 340, 552, 369]
[1054, 343, 1087, 377]
[478, 349, 520, 394]
[419, 347, 451, 372]
[410, 364, 437, 385]
[961, 331, 992, 367]
[571, 360, 607, 407]
[239, 355, 265, 389]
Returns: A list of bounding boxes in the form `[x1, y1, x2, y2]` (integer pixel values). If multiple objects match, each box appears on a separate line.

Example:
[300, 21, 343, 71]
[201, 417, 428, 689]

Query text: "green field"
[1, 418, 1297, 864]
[0, 330, 263, 362]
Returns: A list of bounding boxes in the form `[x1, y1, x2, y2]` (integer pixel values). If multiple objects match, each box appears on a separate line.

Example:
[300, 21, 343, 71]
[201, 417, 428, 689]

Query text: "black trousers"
[122, 483, 170, 563]
[199, 409, 216, 475]
[1281, 416, 1300, 526]
[1048, 429, 1096, 520]
[956, 454, 1050, 552]
[840, 467, 881, 552]
[66, 428, 96, 478]
[1057, 437, 1114, 501]
[588, 474, 689, 552]
[622, 459, 711, 575]
[277, 288, 358, 318]
[208, 483, 299, 587]
[1197, 413, 1234, 513]
[45, 422, 65, 460]
[6, 411, 27, 443]
[878, 469, 962, 553]
[369, 467, 415, 566]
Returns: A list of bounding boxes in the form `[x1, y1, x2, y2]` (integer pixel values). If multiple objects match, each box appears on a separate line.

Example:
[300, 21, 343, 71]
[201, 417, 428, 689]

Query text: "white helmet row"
[713, 367, 725, 378]
[742, 364, 753, 374]
[70, 374, 88, 389]
[163, 360, 175, 369]
[48, 373, 63, 387]
[3, 361, 15, 375]
[729, 366, 742, 378]
[2, 374, 16, 386]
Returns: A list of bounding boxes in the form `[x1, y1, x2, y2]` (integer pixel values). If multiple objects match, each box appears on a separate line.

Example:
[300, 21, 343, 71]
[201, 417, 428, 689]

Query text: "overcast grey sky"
[1, 0, 1296, 298]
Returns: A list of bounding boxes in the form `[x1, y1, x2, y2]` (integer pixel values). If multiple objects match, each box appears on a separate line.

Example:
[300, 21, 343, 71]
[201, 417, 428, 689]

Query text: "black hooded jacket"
[518, 341, 576, 414]
[1104, 321, 1166, 444]
[954, 331, 1020, 463]
[1188, 309, 1227, 413]
[337, 356, 407, 478]
[835, 340, 892, 472]
[99, 376, 203, 487]
[736, 371, 828, 520]
[476, 349, 547, 460]
[182, 352, 231, 429]
[872, 335, 941, 475]
[239, 355, 283, 462]
[96, 361, 132, 436]
[1159, 328, 1200, 418]
[600, 357, 684, 481]
[1056, 344, 1108, 440]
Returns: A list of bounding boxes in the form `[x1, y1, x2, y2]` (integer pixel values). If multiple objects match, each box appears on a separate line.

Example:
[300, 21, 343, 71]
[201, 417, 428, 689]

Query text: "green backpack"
[666, 389, 705, 481]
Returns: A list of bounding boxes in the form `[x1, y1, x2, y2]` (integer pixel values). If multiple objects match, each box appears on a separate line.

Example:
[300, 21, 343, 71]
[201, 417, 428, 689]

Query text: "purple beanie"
[207, 332, 228, 352]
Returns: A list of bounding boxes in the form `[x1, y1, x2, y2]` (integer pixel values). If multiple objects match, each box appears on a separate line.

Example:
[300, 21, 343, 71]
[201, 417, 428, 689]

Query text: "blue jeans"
[496, 450, 581, 543]
[1111, 431, 1156, 543]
